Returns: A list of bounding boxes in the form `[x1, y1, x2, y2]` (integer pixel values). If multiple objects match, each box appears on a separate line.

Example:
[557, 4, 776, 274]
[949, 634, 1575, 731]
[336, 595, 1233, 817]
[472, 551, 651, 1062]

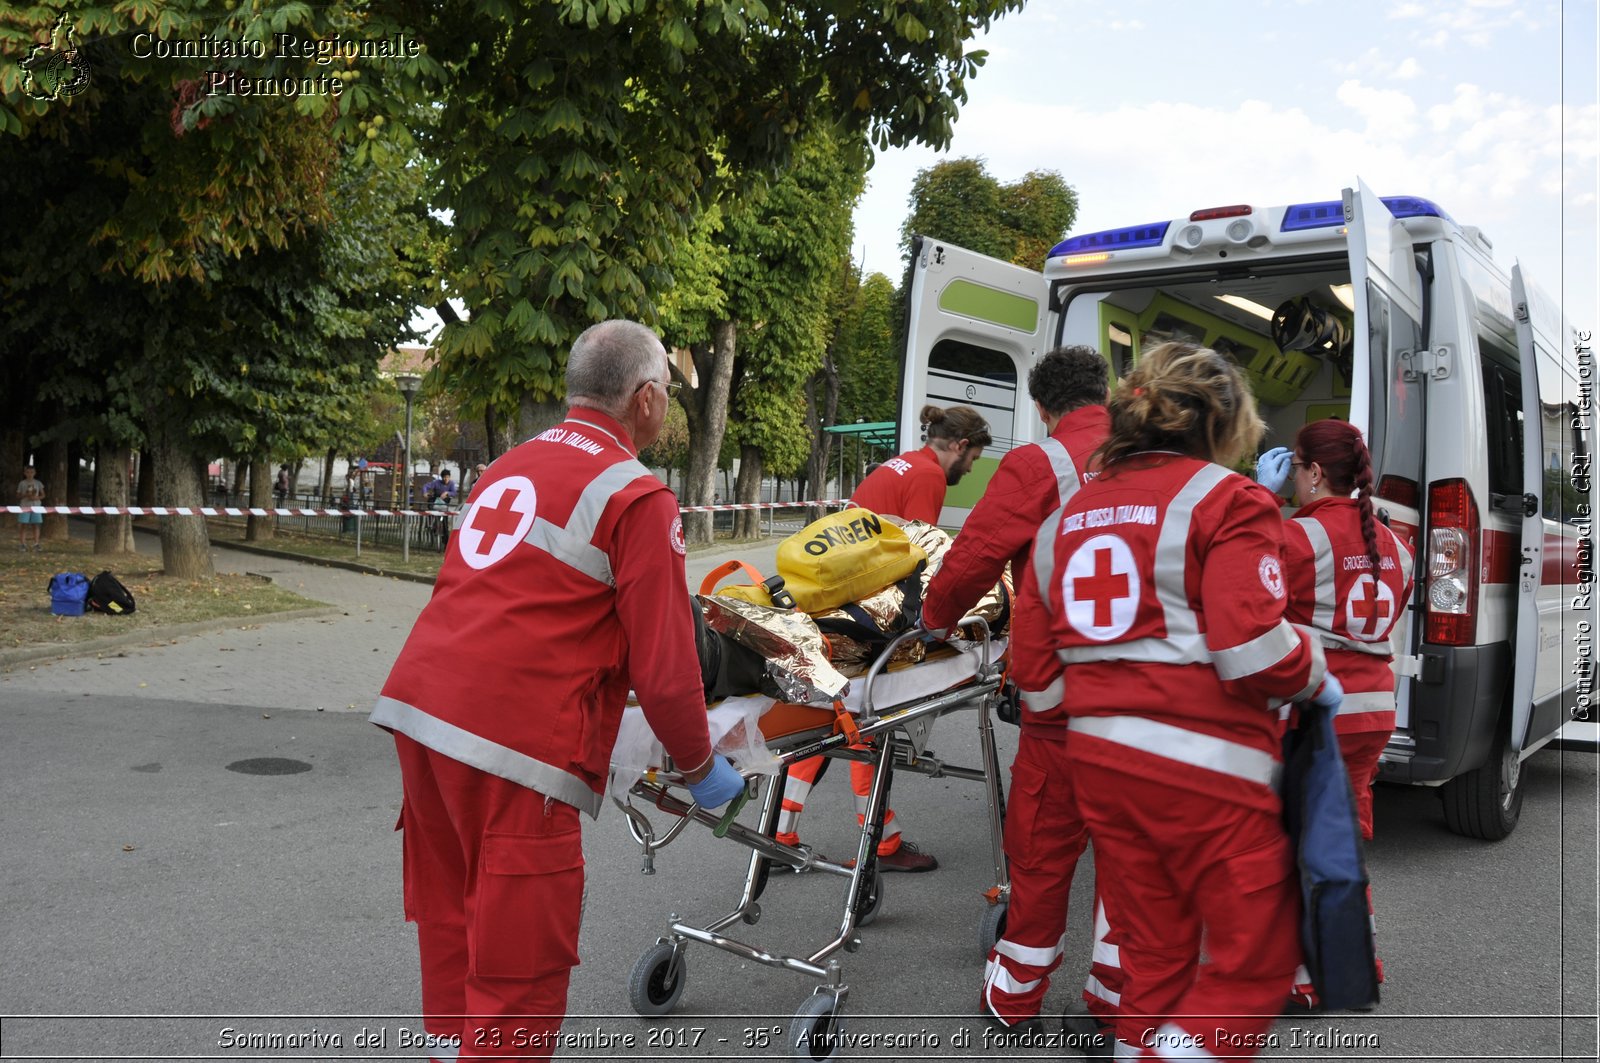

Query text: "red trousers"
[1068, 755, 1302, 1059]
[1339, 728, 1390, 842]
[980, 732, 1090, 1024]
[394, 734, 585, 1061]
[777, 751, 903, 855]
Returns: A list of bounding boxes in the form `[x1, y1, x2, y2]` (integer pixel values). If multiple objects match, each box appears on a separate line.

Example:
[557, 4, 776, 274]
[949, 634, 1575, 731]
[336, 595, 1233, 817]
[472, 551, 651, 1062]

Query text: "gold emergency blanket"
[812, 518, 1010, 675]
[699, 594, 851, 704]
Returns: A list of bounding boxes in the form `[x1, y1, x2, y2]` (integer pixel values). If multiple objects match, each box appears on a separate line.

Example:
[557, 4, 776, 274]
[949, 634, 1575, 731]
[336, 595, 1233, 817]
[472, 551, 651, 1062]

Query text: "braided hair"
[1295, 419, 1380, 573]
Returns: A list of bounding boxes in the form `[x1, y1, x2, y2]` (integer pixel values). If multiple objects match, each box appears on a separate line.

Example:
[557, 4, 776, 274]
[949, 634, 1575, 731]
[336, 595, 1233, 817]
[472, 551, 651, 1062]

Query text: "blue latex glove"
[1311, 672, 1344, 712]
[687, 756, 745, 809]
[1254, 447, 1293, 494]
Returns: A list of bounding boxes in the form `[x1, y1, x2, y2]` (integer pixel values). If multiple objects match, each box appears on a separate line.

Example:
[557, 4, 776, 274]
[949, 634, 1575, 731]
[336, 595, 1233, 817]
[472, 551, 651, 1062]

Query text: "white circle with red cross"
[1061, 533, 1140, 641]
[458, 476, 537, 570]
[1344, 572, 1396, 640]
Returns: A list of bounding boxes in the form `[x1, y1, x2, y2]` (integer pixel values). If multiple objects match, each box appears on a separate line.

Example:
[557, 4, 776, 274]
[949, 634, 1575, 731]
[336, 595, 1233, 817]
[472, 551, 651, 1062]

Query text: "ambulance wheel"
[789, 993, 845, 1060]
[977, 898, 1009, 958]
[856, 872, 885, 929]
[628, 943, 686, 1016]
[1440, 721, 1524, 841]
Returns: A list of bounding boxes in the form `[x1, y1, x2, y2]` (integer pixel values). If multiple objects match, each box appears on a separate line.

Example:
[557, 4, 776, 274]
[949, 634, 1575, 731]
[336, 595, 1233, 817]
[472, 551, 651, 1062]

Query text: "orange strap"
[831, 698, 860, 744]
[698, 559, 767, 596]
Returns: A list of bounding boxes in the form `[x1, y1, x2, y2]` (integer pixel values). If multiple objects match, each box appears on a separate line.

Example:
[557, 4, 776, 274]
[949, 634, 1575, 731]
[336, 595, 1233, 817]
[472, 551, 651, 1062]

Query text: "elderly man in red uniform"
[372, 320, 744, 1061]
[916, 346, 1125, 1042]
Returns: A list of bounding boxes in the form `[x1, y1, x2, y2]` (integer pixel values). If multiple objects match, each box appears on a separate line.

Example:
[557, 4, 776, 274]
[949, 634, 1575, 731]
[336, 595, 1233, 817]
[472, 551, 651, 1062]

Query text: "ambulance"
[899, 179, 1593, 839]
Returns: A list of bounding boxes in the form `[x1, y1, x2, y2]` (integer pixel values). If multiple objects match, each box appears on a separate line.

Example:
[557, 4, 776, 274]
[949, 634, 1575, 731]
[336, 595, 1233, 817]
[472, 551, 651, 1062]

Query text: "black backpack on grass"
[86, 571, 136, 615]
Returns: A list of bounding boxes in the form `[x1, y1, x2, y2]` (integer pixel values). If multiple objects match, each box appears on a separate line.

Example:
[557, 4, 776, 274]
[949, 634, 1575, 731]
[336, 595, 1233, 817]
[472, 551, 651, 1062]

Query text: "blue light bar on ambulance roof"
[1050, 221, 1171, 257]
[1279, 195, 1452, 232]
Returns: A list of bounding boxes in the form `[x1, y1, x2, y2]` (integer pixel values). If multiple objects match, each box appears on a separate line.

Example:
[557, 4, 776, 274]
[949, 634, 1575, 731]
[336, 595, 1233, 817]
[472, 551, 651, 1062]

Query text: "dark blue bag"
[48, 572, 90, 617]
[1280, 699, 1380, 1010]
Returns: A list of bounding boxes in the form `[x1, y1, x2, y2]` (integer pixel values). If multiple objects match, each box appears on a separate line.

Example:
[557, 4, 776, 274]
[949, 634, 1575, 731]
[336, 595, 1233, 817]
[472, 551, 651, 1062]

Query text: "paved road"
[1, 531, 1594, 1061]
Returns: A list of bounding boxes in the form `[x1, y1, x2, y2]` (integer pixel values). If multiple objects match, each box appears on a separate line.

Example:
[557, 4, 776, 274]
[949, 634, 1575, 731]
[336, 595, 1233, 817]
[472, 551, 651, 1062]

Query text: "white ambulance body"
[900, 180, 1594, 839]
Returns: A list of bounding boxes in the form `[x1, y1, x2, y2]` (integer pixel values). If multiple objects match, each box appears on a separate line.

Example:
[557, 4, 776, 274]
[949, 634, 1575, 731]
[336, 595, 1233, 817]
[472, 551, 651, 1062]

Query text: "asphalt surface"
[1, 529, 1595, 1061]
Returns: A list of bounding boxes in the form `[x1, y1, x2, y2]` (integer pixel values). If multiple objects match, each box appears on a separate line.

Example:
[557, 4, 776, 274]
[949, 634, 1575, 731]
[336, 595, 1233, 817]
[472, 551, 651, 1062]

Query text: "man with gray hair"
[372, 319, 744, 1061]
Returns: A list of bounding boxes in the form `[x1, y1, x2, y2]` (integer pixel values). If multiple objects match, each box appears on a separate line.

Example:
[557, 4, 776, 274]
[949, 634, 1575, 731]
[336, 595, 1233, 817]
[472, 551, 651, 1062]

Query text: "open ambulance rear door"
[1342, 179, 1429, 736]
[1508, 263, 1552, 754]
[899, 236, 1049, 528]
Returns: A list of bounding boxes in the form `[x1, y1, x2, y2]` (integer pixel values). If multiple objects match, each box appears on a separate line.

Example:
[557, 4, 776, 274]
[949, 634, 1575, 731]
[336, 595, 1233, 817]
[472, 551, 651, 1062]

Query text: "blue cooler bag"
[1281, 699, 1380, 1011]
[49, 572, 91, 617]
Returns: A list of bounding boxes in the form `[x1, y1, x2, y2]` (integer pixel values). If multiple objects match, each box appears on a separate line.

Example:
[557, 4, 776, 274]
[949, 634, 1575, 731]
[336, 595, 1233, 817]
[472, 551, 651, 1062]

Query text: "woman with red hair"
[1258, 419, 1415, 1001]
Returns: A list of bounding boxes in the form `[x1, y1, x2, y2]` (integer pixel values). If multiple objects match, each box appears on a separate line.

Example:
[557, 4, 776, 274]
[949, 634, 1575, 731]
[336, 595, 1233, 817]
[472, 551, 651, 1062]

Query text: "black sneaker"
[875, 839, 938, 873]
[981, 1014, 1047, 1049]
[1061, 1004, 1114, 1059]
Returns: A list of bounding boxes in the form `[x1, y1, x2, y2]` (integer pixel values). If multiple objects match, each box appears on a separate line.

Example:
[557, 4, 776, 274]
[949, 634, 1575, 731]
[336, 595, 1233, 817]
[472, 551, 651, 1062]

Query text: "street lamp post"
[396, 374, 422, 562]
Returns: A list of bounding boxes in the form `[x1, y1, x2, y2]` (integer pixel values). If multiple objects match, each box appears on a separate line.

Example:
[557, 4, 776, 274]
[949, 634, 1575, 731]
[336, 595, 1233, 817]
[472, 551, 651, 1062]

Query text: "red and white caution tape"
[5, 499, 851, 518]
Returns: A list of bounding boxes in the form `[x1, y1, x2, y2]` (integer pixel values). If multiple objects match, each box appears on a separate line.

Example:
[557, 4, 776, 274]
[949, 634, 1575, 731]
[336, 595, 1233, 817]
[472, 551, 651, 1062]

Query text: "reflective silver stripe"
[983, 957, 1042, 995]
[371, 695, 603, 818]
[1383, 521, 1415, 584]
[1020, 676, 1065, 713]
[522, 457, 655, 586]
[1069, 715, 1280, 789]
[566, 414, 631, 451]
[775, 810, 800, 835]
[1293, 516, 1339, 632]
[1155, 463, 1232, 642]
[1032, 506, 1067, 603]
[1085, 973, 1121, 1006]
[1287, 626, 1328, 702]
[1112, 1037, 1143, 1060]
[1038, 436, 1082, 510]
[1057, 631, 1211, 665]
[996, 933, 1066, 968]
[781, 777, 814, 804]
[1148, 1023, 1221, 1061]
[1091, 900, 1120, 967]
[1320, 630, 1394, 656]
[1212, 619, 1299, 681]
[1337, 690, 1396, 716]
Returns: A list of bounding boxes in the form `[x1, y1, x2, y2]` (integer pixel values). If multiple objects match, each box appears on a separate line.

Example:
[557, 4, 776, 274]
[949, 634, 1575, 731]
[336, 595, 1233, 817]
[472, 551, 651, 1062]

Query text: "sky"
[850, 0, 1599, 338]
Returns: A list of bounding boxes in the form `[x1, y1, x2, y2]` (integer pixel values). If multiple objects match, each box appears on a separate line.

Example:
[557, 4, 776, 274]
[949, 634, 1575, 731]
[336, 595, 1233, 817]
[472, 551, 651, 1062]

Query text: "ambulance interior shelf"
[1084, 272, 1355, 407]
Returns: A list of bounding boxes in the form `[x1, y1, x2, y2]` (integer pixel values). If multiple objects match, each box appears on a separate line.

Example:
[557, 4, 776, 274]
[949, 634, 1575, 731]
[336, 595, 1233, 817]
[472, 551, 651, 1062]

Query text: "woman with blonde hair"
[1011, 341, 1339, 1058]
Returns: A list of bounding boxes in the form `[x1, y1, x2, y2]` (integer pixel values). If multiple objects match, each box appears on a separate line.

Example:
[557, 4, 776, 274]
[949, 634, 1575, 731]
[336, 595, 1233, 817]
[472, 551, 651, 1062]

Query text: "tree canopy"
[899, 157, 1078, 267]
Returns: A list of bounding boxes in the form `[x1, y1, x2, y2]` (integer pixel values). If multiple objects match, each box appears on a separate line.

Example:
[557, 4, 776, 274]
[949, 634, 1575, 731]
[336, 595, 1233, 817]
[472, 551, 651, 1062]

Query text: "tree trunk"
[1, 421, 24, 539]
[41, 438, 68, 542]
[66, 442, 83, 505]
[517, 395, 565, 443]
[322, 448, 337, 504]
[231, 460, 247, 505]
[733, 444, 764, 539]
[136, 447, 156, 507]
[153, 428, 215, 579]
[246, 457, 273, 541]
[803, 349, 842, 524]
[93, 443, 135, 555]
[683, 321, 738, 545]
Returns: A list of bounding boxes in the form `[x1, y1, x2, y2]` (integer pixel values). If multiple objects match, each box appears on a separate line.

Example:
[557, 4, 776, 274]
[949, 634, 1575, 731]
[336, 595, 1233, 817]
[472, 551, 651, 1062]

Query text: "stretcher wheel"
[789, 992, 845, 1060]
[628, 942, 686, 1016]
[855, 873, 885, 929]
[977, 898, 1009, 959]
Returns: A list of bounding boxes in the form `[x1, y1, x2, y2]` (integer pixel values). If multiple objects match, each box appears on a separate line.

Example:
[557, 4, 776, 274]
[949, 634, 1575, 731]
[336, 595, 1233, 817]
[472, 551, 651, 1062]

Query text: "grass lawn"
[0, 536, 325, 652]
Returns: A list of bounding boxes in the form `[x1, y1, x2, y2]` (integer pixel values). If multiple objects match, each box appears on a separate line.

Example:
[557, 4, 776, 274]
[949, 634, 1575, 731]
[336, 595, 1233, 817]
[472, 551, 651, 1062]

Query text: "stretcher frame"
[614, 618, 1010, 1057]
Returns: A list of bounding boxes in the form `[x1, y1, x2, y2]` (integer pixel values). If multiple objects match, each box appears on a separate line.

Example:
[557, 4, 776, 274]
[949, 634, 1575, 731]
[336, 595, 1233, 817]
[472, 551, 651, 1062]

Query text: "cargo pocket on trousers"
[472, 829, 585, 981]
[398, 800, 438, 924]
[1002, 759, 1047, 870]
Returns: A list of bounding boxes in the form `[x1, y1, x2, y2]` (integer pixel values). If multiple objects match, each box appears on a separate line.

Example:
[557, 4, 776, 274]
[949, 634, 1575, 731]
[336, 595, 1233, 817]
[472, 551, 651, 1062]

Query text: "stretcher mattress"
[608, 637, 1006, 801]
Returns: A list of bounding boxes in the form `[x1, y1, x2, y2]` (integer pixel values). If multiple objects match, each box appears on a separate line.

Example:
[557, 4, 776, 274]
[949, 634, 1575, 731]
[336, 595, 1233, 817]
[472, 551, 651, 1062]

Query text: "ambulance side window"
[1479, 353, 1524, 498]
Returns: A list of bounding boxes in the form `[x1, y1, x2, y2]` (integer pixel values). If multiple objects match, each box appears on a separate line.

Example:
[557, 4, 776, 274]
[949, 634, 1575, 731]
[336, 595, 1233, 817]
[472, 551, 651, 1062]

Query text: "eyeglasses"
[634, 378, 684, 398]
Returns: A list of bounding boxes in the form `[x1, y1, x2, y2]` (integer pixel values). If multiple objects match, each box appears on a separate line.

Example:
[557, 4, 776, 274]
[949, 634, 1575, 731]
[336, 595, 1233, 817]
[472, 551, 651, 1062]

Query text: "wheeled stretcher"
[611, 619, 1011, 1059]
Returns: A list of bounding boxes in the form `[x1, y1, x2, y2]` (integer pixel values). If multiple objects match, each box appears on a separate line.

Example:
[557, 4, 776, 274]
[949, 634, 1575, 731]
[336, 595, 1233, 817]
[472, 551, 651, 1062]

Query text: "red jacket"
[851, 446, 946, 525]
[923, 406, 1109, 636]
[1014, 453, 1326, 812]
[1283, 497, 1415, 735]
[372, 407, 712, 817]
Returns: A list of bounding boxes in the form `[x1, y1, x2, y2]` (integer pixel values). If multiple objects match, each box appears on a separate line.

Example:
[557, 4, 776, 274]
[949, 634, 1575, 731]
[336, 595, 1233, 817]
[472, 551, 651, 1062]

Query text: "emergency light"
[1280, 195, 1451, 232]
[1050, 222, 1170, 257]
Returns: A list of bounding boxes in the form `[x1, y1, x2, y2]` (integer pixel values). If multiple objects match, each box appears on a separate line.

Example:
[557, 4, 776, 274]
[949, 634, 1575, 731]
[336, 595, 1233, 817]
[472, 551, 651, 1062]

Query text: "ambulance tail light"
[1425, 478, 1478, 645]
